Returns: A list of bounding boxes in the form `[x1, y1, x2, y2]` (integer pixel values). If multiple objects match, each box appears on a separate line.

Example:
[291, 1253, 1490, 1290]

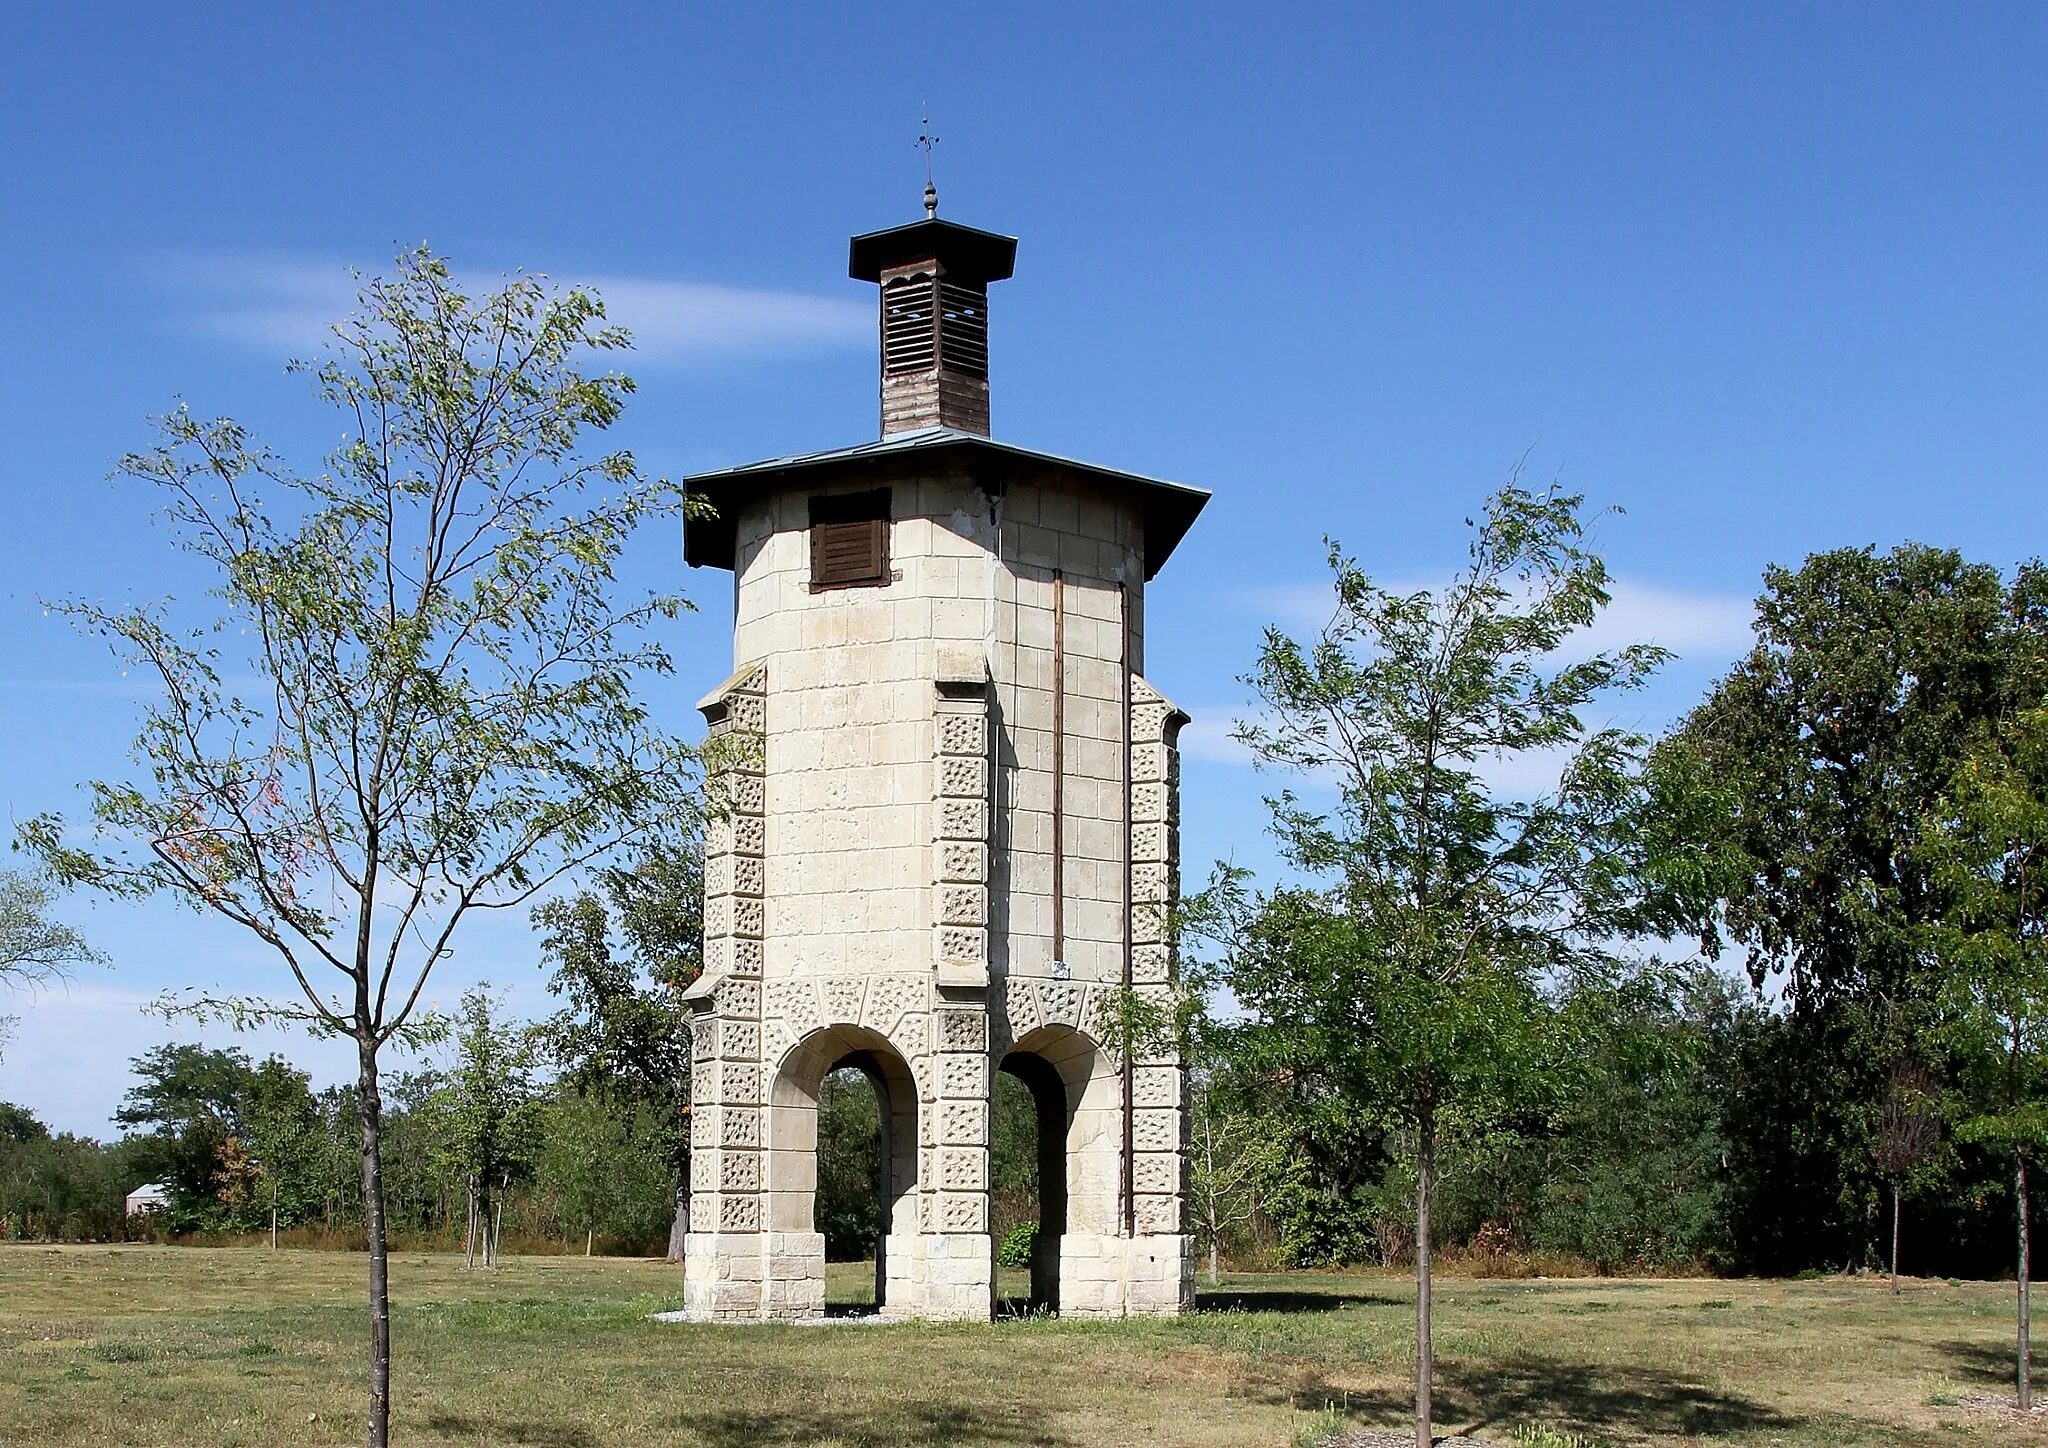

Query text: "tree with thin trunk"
[1922, 707, 2048, 1412]
[19, 250, 696, 1448]
[1184, 1064, 1274, 1286]
[1230, 480, 1664, 1448]
[1867, 1055, 1940, 1295]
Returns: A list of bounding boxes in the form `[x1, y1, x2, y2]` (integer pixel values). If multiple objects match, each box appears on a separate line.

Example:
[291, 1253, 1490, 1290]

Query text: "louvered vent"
[809, 489, 892, 589]
[882, 276, 937, 376]
[938, 282, 988, 379]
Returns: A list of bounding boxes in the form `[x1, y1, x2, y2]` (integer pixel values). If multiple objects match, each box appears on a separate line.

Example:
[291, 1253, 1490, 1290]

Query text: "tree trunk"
[585, 1225, 593, 1257]
[1416, 1106, 1435, 1448]
[356, 1033, 391, 1448]
[666, 1181, 689, 1263]
[2021, 1154, 2032, 1414]
[1209, 1233, 1220, 1287]
[1890, 1181, 1901, 1297]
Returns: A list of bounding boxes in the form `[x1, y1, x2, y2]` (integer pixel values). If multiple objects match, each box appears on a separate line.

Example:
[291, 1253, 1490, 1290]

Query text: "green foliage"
[996, 1220, 1037, 1269]
[0, 1102, 136, 1241]
[1649, 545, 2048, 1010]
[0, 869, 103, 990]
[1528, 966, 1734, 1271]
[816, 1068, 882, 1261]
[1219, 479, 1666, 1441]
[438, 985, 542, 1227]
[535, 1092, 679, 1249]
[15, 249, 699, 1440]
[530, 836, 702, 1248]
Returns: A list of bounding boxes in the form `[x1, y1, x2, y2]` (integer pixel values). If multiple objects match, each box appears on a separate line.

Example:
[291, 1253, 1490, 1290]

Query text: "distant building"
[124, 1183, 169, 1216]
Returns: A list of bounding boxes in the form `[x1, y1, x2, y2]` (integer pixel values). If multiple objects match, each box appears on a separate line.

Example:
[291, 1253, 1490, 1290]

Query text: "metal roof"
[682, 428, 1210, 581]
[848, 218, 1018, 284]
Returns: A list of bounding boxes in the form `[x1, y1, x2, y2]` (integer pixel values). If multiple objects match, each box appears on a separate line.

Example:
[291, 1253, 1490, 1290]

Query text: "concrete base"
[1058, 1232, 1197, 1319]
[881, 1229, 994, 1321]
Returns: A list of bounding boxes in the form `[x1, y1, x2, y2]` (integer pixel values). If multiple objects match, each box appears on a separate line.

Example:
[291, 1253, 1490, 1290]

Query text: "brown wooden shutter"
[809, 490, 891, 589]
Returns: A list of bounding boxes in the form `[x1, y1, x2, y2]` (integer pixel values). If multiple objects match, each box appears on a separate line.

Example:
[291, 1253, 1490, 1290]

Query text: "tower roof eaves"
[682, 428, 1209, 581]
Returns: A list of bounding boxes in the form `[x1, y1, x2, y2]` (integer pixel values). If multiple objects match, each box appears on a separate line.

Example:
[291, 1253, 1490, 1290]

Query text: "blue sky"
[2, 3, 2044, 1134]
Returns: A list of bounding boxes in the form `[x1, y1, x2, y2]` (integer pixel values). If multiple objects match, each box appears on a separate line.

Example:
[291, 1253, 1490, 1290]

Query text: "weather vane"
[918, 110, 939, 218]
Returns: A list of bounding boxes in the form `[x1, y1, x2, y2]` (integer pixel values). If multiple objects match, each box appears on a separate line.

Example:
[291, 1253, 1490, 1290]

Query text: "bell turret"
[849, 217, 1017, 437]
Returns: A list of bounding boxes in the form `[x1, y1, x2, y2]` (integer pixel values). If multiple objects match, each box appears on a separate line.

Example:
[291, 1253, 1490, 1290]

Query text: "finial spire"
[918, 110, 939, 218]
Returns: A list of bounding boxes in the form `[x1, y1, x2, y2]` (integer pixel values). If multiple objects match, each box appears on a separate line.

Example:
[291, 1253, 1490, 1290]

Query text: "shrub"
[997, 1220, 1037, 1269]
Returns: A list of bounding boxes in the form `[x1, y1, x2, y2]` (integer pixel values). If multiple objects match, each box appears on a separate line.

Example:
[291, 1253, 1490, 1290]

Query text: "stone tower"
[677, 206, 1208, 1322]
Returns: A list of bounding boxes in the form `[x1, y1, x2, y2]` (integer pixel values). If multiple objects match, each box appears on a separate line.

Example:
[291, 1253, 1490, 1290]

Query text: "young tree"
[20, 251, 695, 1446]
[1923, 709, 2048, 1411]
[438, 984, 540, 1266]
[1231, 481, 1663, 1448]
[1867, 1056, 1940, 1296]
[532, 837, 700, 1258]
[1185, 1068, 1273, 1285]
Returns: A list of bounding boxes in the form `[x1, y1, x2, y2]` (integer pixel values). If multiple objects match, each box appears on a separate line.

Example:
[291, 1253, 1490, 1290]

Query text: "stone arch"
[1001, 1022, 1119, 1312]
[767, 1023, 920, 1313]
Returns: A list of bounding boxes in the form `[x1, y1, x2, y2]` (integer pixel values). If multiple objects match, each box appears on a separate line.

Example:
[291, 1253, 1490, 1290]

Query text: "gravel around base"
[1322, 1434, 1489, 1447]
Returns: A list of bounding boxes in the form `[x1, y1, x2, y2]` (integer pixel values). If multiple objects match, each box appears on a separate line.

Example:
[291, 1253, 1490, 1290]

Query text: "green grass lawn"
[1, 1245, 2043, 1446]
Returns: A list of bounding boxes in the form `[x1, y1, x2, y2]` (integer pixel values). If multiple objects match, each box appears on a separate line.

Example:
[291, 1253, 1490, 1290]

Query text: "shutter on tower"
[809, 490, 892, 589]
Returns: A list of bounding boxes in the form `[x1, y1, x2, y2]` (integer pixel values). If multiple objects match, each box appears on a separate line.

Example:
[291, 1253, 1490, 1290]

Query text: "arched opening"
[995, 1050, 1071, 1313]
[817, 1056, 890, 1309]
[768, 1025, 918, 1318]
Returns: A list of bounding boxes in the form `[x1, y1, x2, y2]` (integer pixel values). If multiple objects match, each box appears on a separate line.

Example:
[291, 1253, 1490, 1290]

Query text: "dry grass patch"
[0, 1246, 2041, 1446]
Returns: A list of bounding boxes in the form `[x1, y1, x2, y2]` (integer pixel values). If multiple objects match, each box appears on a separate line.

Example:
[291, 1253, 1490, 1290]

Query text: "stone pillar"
[682, 663, 774, 1320]
[904, 645, 996, 1319]
[1125, 677, 1196, 1315]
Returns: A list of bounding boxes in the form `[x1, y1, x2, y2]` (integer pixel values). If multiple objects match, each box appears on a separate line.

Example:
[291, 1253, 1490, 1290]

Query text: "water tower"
[677, 198, 1207, 1321]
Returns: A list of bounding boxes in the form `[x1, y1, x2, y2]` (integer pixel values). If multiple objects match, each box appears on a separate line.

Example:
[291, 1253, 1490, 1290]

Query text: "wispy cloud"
[157, 252, 870, 362]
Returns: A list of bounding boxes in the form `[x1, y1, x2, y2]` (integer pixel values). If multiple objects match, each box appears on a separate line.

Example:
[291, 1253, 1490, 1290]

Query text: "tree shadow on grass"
[422, 1413, 596, 1448]
[1934, 1339, 2031, 1391]
[672, 1402, 1072, 1447]
[1280, 1362, 1796, 1441]
[1196, 1290, 1405, 1313]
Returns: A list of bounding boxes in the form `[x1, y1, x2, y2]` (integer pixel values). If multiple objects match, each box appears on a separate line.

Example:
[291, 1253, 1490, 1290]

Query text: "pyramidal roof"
[682, 427, 1209, 582]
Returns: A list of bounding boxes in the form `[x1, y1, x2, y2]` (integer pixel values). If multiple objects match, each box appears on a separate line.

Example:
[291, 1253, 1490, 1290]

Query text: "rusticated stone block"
[1131, 1065, 1181, 1107]
[938, 799, 987, 840]
[937, 713, 986, 756]
[935, 1009, 987, 1053]
[719, 977, 762, 1018]
[719, 1193, 762, 1231]
[939, 1192, 987, 1232]
[937, 842, 986, 882]
[729, 774, 765, 813]
[1037, 980, 1083, 1026]
[1132, 1109, 1178, 1152]
[937, 885, 987, 926]
[937, 1147, 987, 1191]
[1131, 944, 1172, 984]
[939, 1053, 986, 1098]
[719, 1062, 763, 1106]
[1132, 1153, 1178, 1194]
[719, 1021, 759, 1060]
[938, 756, 986, 798]
[939, 1099, 987, 1145]
[720, 1152, 761, 1192]
[732, 898, 765, 939]
[721, 1107, 762, 1148]
[1134, 1194, 1181, 1234]
[822, 978, 866, 1025]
